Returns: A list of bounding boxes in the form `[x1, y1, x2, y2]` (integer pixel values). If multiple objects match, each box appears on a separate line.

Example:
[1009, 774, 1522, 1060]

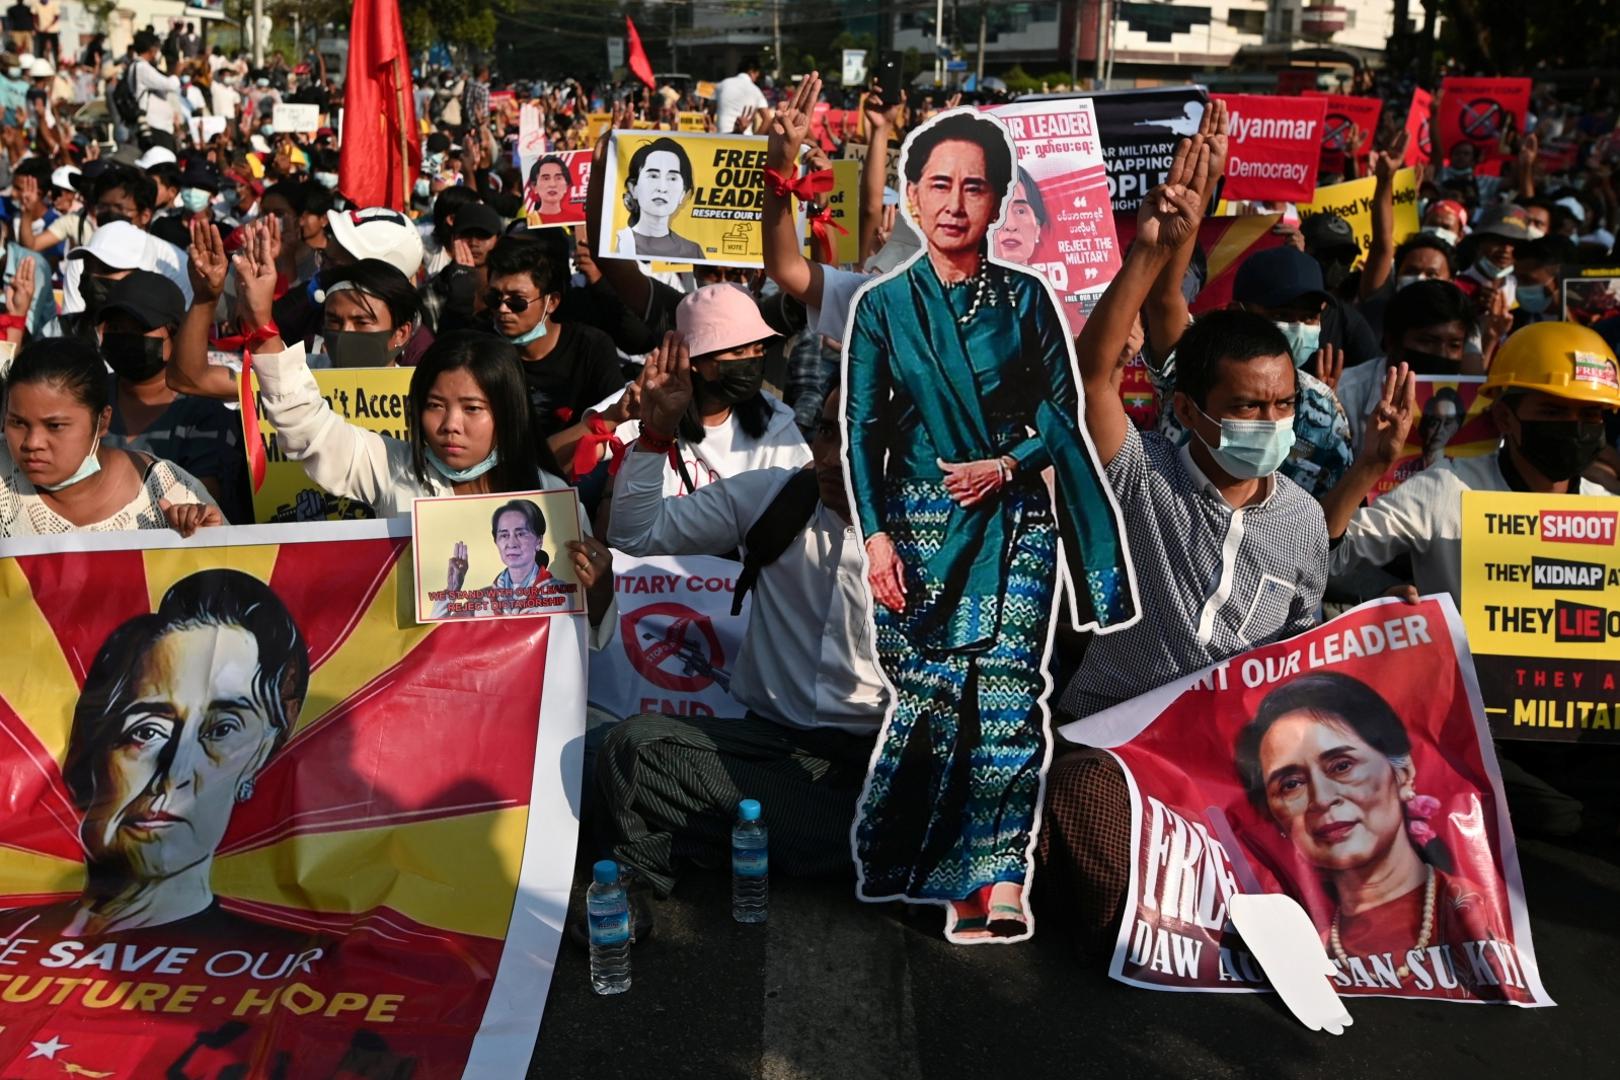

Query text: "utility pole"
[1103, 8, 1116, 86]
[934, 0, 945, 85]
[772, 1, 781, 79]
[1095, 0, 1108, 89]
[252, 0, 264, 67]
[1070, 0, 1082, 87]
[975, 3, 987, 83]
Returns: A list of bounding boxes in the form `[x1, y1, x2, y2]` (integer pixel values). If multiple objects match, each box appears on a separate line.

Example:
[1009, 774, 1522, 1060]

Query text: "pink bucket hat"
[676, 284, 777, 358]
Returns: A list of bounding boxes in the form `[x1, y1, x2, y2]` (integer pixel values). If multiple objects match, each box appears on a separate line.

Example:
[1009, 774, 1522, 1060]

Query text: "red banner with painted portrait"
[0, 521, 585, 1076]
[522, 147, 593, 229]
[1059, 597, 1552, 1006]
[1368, 375, 1500, 501]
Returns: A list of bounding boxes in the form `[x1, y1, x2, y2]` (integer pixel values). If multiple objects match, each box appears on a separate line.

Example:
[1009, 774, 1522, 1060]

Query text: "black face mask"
[693, 356, 764, 410]
[1515, 419, 1607, 482]
[79, 274, 113, 313]
[325, 329, 403, 368]
[101, 332, 167, 382]
[1399, 348, 1460, 376]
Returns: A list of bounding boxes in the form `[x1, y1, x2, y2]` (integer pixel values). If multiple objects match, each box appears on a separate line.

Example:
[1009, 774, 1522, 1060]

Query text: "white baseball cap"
[49, 165, 81, 193]
[28, 58, 54, 79]
[135, 146, 178, 170]
[66, 221, 147, 271]
[326, 208, 425, 279]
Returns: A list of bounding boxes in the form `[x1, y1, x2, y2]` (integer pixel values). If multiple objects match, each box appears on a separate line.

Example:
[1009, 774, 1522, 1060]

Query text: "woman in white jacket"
[230, 224, 616, 634]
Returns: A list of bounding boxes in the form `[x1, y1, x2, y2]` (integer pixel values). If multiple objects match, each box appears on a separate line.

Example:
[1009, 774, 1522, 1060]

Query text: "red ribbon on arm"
[764, 167, 845, 262]
[763, 166, 836, 202]
[570, 413, 626, 481]
[214, 322, 281, 494]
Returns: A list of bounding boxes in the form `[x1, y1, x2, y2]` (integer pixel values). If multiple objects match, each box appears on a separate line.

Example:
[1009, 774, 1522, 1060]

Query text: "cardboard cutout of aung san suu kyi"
[840, 107, 1140, 944]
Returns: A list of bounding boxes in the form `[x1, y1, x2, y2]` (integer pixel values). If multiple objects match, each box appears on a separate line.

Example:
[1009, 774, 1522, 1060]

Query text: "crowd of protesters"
[2, 12, 1619, 961]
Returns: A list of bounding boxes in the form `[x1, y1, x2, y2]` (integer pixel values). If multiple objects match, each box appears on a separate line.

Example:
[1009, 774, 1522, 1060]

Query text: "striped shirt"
[1059, 425, 1328, 720]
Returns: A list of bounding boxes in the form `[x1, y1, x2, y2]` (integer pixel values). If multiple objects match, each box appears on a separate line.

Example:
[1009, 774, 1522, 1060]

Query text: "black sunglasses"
[484, 291, 537, 313]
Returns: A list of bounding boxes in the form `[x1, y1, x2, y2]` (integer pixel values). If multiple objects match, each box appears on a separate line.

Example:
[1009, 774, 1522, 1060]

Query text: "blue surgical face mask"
[219, 187, 240, 209]
[5, 67, 21, 80]
[1474, 256, 1512, 281]
[1193, 405, 1297, 479]
[37, 437, 103, 492]
[414, 177, 431, 200]
[426, 446, 500, 483]
[181, 74, 192, 85]
[506, 320, 548, 346]
[180, 187, 211, 213]
[314, 171, 339, 190]
[1274, 321, 1322, 368]
[1517, 283, 1552, 314]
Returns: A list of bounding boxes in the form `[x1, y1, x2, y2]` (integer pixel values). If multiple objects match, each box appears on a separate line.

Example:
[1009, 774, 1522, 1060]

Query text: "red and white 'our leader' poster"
[1210, 94, 1328, 203]
[1439, 77, 1532, 166]
[984, 96, 1121, 336]
[0, 520, 584, 1076]
[1059, 597, 1553, 1006]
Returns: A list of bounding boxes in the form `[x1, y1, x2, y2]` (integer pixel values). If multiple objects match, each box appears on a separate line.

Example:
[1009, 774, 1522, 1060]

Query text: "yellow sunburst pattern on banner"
[294, 549, 439, 737]
[0, 538, 534, 942]
[0, 558, 89, 767]
[212, 807, 528, 940]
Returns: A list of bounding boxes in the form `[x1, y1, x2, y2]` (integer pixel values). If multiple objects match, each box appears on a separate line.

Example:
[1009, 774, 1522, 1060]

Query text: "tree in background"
[1436, 0, 1620, 73]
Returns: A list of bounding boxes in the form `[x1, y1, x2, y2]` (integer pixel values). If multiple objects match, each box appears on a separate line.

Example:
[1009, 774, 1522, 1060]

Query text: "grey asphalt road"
[531, 829, 1620, 1080]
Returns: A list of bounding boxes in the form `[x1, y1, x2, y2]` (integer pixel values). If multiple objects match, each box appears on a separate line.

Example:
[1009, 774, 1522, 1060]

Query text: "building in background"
[883, 1, 1398, 90]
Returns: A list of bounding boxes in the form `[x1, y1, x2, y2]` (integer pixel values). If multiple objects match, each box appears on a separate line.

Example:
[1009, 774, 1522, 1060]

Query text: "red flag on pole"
[340, 0, 421, 210]
[625, 16, 656, 89]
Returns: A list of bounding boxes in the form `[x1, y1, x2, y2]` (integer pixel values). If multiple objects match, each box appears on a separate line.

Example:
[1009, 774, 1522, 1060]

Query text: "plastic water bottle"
[587, 860, 631, 995]
[732, 798, 768, 923]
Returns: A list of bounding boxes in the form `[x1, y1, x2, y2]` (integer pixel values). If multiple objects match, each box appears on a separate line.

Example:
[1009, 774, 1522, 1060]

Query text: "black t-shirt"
[8, 5, 35, 32]
[520, 321, 625, 438]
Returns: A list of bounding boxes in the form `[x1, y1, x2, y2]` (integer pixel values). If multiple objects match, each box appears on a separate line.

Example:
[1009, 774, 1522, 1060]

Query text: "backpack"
[111, 64, 142, 126]
[731, 467, 821, 616]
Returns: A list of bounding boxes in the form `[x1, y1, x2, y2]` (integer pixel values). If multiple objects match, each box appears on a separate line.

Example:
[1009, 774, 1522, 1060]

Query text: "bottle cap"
[593, 859, 619, 885]
[738, 798, 761, 821]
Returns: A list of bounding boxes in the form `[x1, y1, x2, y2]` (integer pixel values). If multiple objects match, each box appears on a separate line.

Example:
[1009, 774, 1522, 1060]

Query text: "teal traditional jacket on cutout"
[845, 255, 1135, 653]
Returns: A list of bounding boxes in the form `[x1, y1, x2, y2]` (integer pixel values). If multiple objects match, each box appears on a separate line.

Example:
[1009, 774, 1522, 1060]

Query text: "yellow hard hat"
[1484, 321, 1620, 408]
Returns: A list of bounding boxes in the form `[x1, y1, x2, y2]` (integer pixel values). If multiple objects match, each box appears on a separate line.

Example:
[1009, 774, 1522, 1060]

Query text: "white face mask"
[1423, 227, 1460, 248]
[1273, 322, 1322, 368]
[1193, 405, 1297, 480]
[1526, 225, 1547, 241]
